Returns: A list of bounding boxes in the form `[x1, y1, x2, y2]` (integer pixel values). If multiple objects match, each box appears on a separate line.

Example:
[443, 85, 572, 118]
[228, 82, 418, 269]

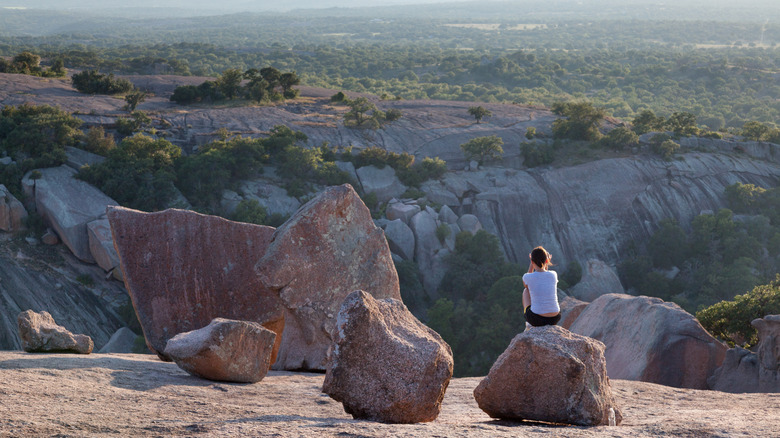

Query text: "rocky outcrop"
[238, 179, 301, 217]
[0, 184, 27, 232]
[409, 208, 445, 297]
[22, 165, 118, 263]
[559, 295, 588, 329]
[568, 259, 624, 302]
[17, 310, 94, 354]
[569, 294, 727, 389]
[0, 249, 125, 351]
[385, 199, 420, 224]
[257, 184, 401, 371]
[98, 327, 138, 354]
[110, 184, 400, 371]
[473, 325, 622, 426]
[107, 206, 286, 362]
[421, 154, 780, 269]
[86, 218, 121, 279]
[383, 219, 415, 260]
[707, 315, 780, 393]
[356, 165, 408, 203]
[64, 146, 105, 171]
[322, 291, 453, 423]
[165, 318, 277, 383]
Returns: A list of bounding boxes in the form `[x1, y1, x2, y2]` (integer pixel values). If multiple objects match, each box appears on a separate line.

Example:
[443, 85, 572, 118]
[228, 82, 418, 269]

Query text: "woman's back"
[522, 270, 559, 315]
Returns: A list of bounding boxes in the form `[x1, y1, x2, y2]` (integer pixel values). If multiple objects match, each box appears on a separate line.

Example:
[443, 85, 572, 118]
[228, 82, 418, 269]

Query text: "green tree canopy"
[468, 105, 492, 123]
[460, 135, 504, 165]
[551, 101, 606, 141]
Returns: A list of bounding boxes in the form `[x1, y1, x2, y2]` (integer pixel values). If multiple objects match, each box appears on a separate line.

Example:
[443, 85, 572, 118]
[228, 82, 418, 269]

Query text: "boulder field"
[108, 184, 400, 371]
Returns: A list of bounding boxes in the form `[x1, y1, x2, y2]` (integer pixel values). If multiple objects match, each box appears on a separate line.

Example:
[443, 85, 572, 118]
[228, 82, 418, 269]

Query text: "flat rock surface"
[0, 352, 777, 437]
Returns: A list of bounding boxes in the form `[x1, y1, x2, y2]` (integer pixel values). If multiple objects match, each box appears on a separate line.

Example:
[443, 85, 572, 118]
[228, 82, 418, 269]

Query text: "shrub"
[385, 108, 402, 121]
[82, 126, 116, 156]
[521, 141, 554, 167]
[231, 199, 268, 225]
[696, 275, 780, 348]
[436, 223, 451, 243]
[71, 70, 134, 95]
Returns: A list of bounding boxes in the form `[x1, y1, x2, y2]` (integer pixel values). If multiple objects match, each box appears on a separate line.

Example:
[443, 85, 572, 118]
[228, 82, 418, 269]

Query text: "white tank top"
[523, 270, 560, 314]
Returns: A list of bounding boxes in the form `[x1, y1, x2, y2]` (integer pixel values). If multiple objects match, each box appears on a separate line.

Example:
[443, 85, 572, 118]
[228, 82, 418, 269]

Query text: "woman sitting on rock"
[522, 246, 561, 328]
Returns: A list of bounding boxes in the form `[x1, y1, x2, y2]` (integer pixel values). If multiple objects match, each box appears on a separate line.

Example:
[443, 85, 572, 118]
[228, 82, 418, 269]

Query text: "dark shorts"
[524, 307, 561, 327]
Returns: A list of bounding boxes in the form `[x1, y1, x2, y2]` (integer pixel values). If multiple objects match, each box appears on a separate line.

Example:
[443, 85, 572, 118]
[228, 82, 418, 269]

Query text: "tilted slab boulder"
[17, 310, 93, 354]
[0, 184, 27, 232]
[473, 325, 622, 426]
[107, 206, 285, 362]
[87, 218, 121, 276]
[569, 294, 727, 389]
[98, 327, 138, 354]
[708, 314, 780, 393]
[322, 291, 453, 423]
[257, 184, 401, 370]
[165, 318, 276, 383]
[22, 165, 118, 263]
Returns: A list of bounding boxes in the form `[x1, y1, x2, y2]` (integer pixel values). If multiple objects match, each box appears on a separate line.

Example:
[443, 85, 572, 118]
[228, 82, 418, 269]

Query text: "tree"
[599, 126, 639, 151]
[279, 72, 301, 99]
[343, 97, 376, 127]
[551, 101, 606, 141]
[12, 52, 40, 73]
[217, 68, 244, 100]
[631, 110, 665, 135]
[740, 121, 774, 141]
[468, 106, 492, 123]
[124, 91, 147, 112]
[665, 112, 698, 136]
[460, 135, 504, 164]
[696, 275, 780, 347]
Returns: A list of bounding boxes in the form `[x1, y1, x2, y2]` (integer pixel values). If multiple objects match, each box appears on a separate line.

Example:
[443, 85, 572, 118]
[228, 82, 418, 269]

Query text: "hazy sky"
[0, 0, 467, 11]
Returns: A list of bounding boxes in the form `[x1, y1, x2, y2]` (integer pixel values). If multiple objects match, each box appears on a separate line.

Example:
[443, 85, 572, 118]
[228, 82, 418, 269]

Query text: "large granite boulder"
[110, 184, 400, 371]
[22, 165, 118, 263]
[98, 327, 138, 354]
[356, 165, 408, 203]
[385, 200, 420, 224]
[569, 259, 624, 302]
[107, 206, 286, 362]
[708, 315, 780, 393]
[0, 184, 27, 232]
[559, 296, 589, 329]
[17, 310, 94, 354]
[86, 218, 121, 279]
[383, 219, 415, 260]
[456, 214, 482, 235]
[569, 294, 727, 389]
[473, 325, 622, 426]
[409, 209, 445, 297]
[164, 318, 276, 383]
[257, 184, 401, 370]
[322, 291, 453, 423]
[239, 179, 302, 217]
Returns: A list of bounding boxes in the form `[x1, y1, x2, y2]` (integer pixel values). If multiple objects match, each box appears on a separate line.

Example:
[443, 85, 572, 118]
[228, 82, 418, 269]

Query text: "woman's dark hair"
[531, 246, 552, 268]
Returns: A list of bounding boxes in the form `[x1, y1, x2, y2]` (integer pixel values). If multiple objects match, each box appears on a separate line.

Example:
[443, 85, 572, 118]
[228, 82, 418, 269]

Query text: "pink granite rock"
[258, 184, 401, 370]
[322, 291, 452, 423]
[569, 293, 727, 389]
[474, 325, 622, 426]
[107, 207, 285, 362]
[17, 310, 93, 354]
[164, 318, 276, 383]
